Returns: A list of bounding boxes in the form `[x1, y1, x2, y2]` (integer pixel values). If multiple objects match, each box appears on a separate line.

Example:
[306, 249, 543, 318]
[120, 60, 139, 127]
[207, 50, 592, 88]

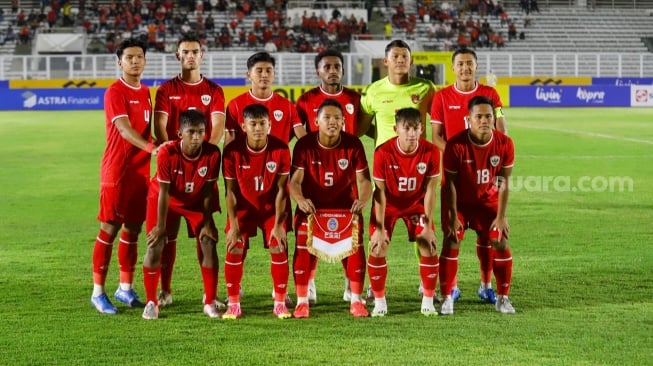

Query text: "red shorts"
[441, 201, 507, 241]
[97, 176, 148, 224]
[225, 212, 289, 248]
[369, 211, 432, 242]
[145, 193, 213, 238]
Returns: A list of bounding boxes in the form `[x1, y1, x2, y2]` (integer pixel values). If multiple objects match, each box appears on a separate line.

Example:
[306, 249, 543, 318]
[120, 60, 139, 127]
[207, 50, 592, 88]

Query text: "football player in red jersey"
[367, 108, 441, 317]
[295, 49, 364, 304]
[289, 99, 372, 318]
[153, 33, 226, 309]
[439, 96, 515, 315]
[221, 104, 293, 320]
[141, 110, 222, 319]
[223, 51, 306, 147]
[90, 38, 155, 314]
[431, 48, 508, 304]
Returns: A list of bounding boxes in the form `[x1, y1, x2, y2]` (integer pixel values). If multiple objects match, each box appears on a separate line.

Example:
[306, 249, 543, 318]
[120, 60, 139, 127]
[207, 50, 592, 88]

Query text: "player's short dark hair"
[452, 48, 477, 63]
[179, 109, 206, 130]
[385, 39, 411, 55]
[317, 99, 344, 116]
[314, 49, 344, 70]
[177, 33, 202, 48]
[243, 104, 269, 120]
[116, 38, 147, 59]
[468, 95, 494, 111]
[395, 107, 421, 126]
[247, 51, 275, 70]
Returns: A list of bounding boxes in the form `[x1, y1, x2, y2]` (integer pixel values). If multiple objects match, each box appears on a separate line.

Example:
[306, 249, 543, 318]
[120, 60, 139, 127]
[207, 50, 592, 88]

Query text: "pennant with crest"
[307, 209, 359, 262]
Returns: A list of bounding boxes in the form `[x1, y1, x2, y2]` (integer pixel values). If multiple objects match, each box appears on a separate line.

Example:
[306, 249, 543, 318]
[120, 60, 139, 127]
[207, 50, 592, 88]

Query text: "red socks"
[270, 250, 289, 302]
[224, 251, 244, 304]
[92, 229, 116, 286]
[493, 248, 513, 296]
[143, 266, 161, 304]
[118, 231, 139, 284]
[367, 255, 387, 298]
[439, 247, 459, 296]
[419, 255, 439, 298]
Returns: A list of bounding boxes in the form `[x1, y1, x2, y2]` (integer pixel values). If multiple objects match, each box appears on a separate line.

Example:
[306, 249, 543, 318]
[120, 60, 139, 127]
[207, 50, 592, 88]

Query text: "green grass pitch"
[0, 108, 651, 365]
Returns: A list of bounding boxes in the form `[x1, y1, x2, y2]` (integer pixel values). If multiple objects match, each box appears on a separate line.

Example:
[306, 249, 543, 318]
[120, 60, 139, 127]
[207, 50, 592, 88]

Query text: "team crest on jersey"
[490, 155, 500, 167]
[411, 94, 420, 104]
[337, 159, 349, 170]
[345, 103, 354, 115]
[198, 166, 208, 177]
[273, 110, 283, 121]
[417, 162, 427, 175]
[201, 94, 211, 106]
[266, 161, 277, 173]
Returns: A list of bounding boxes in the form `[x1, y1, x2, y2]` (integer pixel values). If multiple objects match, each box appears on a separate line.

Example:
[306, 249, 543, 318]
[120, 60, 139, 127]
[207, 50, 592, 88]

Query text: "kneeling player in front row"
[221, 104, 293, 320]
[367, 108, 441, 317]
[142, 110, 222, 319]
[290, 99, 372, 318]
[439, 96, 516, 315]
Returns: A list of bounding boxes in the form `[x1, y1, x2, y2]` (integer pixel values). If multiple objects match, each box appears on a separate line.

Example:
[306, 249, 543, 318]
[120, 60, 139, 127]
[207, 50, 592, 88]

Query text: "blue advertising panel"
[592, 77, 653, 86]
[0, 88, 105, 110]
[509, 86, 631, 107]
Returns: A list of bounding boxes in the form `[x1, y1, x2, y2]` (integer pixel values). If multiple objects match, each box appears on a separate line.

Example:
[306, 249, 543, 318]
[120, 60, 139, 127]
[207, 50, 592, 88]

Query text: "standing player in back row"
[153, 33, 226, 308]
[359, 39, 436, 148]
[90, 38, 155, 314]
[430, 48, 508, 304]
[295, 48, 363, 304]
[367, 108, 441, 317]
[439, 96, 515, 315]
[223, 51, 306, 147]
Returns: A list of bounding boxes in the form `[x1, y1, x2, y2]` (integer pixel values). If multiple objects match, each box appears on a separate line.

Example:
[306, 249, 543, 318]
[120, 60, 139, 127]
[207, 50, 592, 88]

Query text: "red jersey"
[443, 130, 514, 206]
[225, 90, 301, 143]
[292, 132, 368, 209]
[430, 83, 503, 140]
[373, 137, 440, 216]
[222, 135, 291, 216]
[101, 77, 152, 186]
[296, 86, 361, 135]
[151, 140, 222, 210]
[154, 75, 225, 141]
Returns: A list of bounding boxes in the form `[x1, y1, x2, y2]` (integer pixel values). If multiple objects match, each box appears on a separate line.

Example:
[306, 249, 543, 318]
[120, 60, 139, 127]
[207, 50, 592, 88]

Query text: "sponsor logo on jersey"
[201, 94, 211, 106]
[345, 103, 354, 114]
[266, 161, 277, 173]
[417, 162, 427, 175]
[198, 166, 208, 177]
[338, 159, 349, 170]
[273, 110, 283, 121]
[463, 159, 474, 163]
[448, 105, 462, 109]
[169, 96, 181, 100]
[490, 156, 500, 167]
[411, 94, 420, 104]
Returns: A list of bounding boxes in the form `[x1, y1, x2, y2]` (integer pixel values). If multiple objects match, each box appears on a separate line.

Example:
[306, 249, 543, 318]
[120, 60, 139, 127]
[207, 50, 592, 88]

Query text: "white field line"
[517, 155, 653, 159]
[510, 123, 653, 145]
